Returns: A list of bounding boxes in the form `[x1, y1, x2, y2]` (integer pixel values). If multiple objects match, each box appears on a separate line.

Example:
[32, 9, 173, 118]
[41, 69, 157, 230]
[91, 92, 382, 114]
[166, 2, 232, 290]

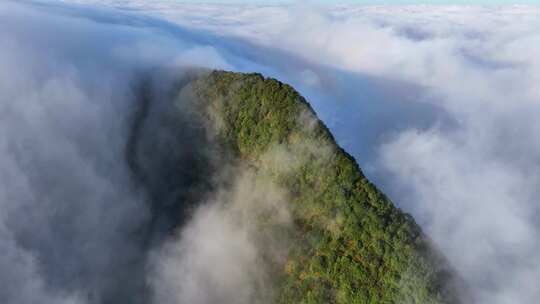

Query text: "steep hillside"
[178, 71, 465, 304]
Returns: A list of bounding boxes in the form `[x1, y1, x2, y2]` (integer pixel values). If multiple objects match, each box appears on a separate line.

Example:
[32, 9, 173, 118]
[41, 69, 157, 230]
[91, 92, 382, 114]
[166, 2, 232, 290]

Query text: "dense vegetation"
[185, 71, 463, 303]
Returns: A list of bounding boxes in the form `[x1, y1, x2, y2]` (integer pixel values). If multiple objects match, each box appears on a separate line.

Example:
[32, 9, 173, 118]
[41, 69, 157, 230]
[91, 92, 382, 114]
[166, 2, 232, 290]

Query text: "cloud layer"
[3, 1, 540, 303]
[149, 167, 292, 304]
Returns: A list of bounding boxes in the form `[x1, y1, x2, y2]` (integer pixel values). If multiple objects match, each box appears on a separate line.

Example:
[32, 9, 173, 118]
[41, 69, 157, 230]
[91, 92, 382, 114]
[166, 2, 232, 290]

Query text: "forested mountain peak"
[145, 70, 466, 303]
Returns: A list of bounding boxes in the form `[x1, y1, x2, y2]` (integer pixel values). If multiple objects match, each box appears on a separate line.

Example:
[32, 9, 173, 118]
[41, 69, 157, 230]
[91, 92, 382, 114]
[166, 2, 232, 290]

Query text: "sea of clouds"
[2, 1, 540, 303]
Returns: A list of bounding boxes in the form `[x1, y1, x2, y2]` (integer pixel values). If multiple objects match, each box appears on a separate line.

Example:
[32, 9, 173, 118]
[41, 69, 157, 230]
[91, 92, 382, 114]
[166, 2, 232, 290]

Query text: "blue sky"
[176, 0, 540, 4]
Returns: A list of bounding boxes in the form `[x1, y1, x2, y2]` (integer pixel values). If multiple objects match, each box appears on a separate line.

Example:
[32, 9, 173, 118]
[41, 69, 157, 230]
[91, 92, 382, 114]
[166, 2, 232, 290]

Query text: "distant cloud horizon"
[156, 0, 540, 6]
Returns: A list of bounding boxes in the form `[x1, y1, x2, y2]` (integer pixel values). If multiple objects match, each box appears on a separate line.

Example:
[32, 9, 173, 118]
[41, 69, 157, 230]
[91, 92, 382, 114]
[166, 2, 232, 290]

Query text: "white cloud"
[149, 168, 292, 304]
[4, 1, 540, 303]
[0, 2, 237, 303]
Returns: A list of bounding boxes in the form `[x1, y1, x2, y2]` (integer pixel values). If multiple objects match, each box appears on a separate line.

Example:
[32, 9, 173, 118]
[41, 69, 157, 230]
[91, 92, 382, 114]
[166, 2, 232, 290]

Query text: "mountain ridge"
[176, 70, 466, 304]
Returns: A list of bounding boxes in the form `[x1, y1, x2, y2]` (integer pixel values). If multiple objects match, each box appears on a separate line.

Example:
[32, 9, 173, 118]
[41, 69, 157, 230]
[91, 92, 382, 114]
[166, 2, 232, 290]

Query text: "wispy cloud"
[0, 2, 234, 303]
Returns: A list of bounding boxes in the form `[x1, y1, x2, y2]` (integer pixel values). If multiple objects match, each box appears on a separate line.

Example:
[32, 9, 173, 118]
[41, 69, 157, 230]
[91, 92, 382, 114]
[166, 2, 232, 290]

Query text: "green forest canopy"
[184, 71, 464, 304]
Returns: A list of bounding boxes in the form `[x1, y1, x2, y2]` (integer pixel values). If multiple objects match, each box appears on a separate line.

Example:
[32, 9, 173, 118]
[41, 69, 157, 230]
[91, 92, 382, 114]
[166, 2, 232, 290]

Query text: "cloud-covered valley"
[2, 1, 540, 303]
